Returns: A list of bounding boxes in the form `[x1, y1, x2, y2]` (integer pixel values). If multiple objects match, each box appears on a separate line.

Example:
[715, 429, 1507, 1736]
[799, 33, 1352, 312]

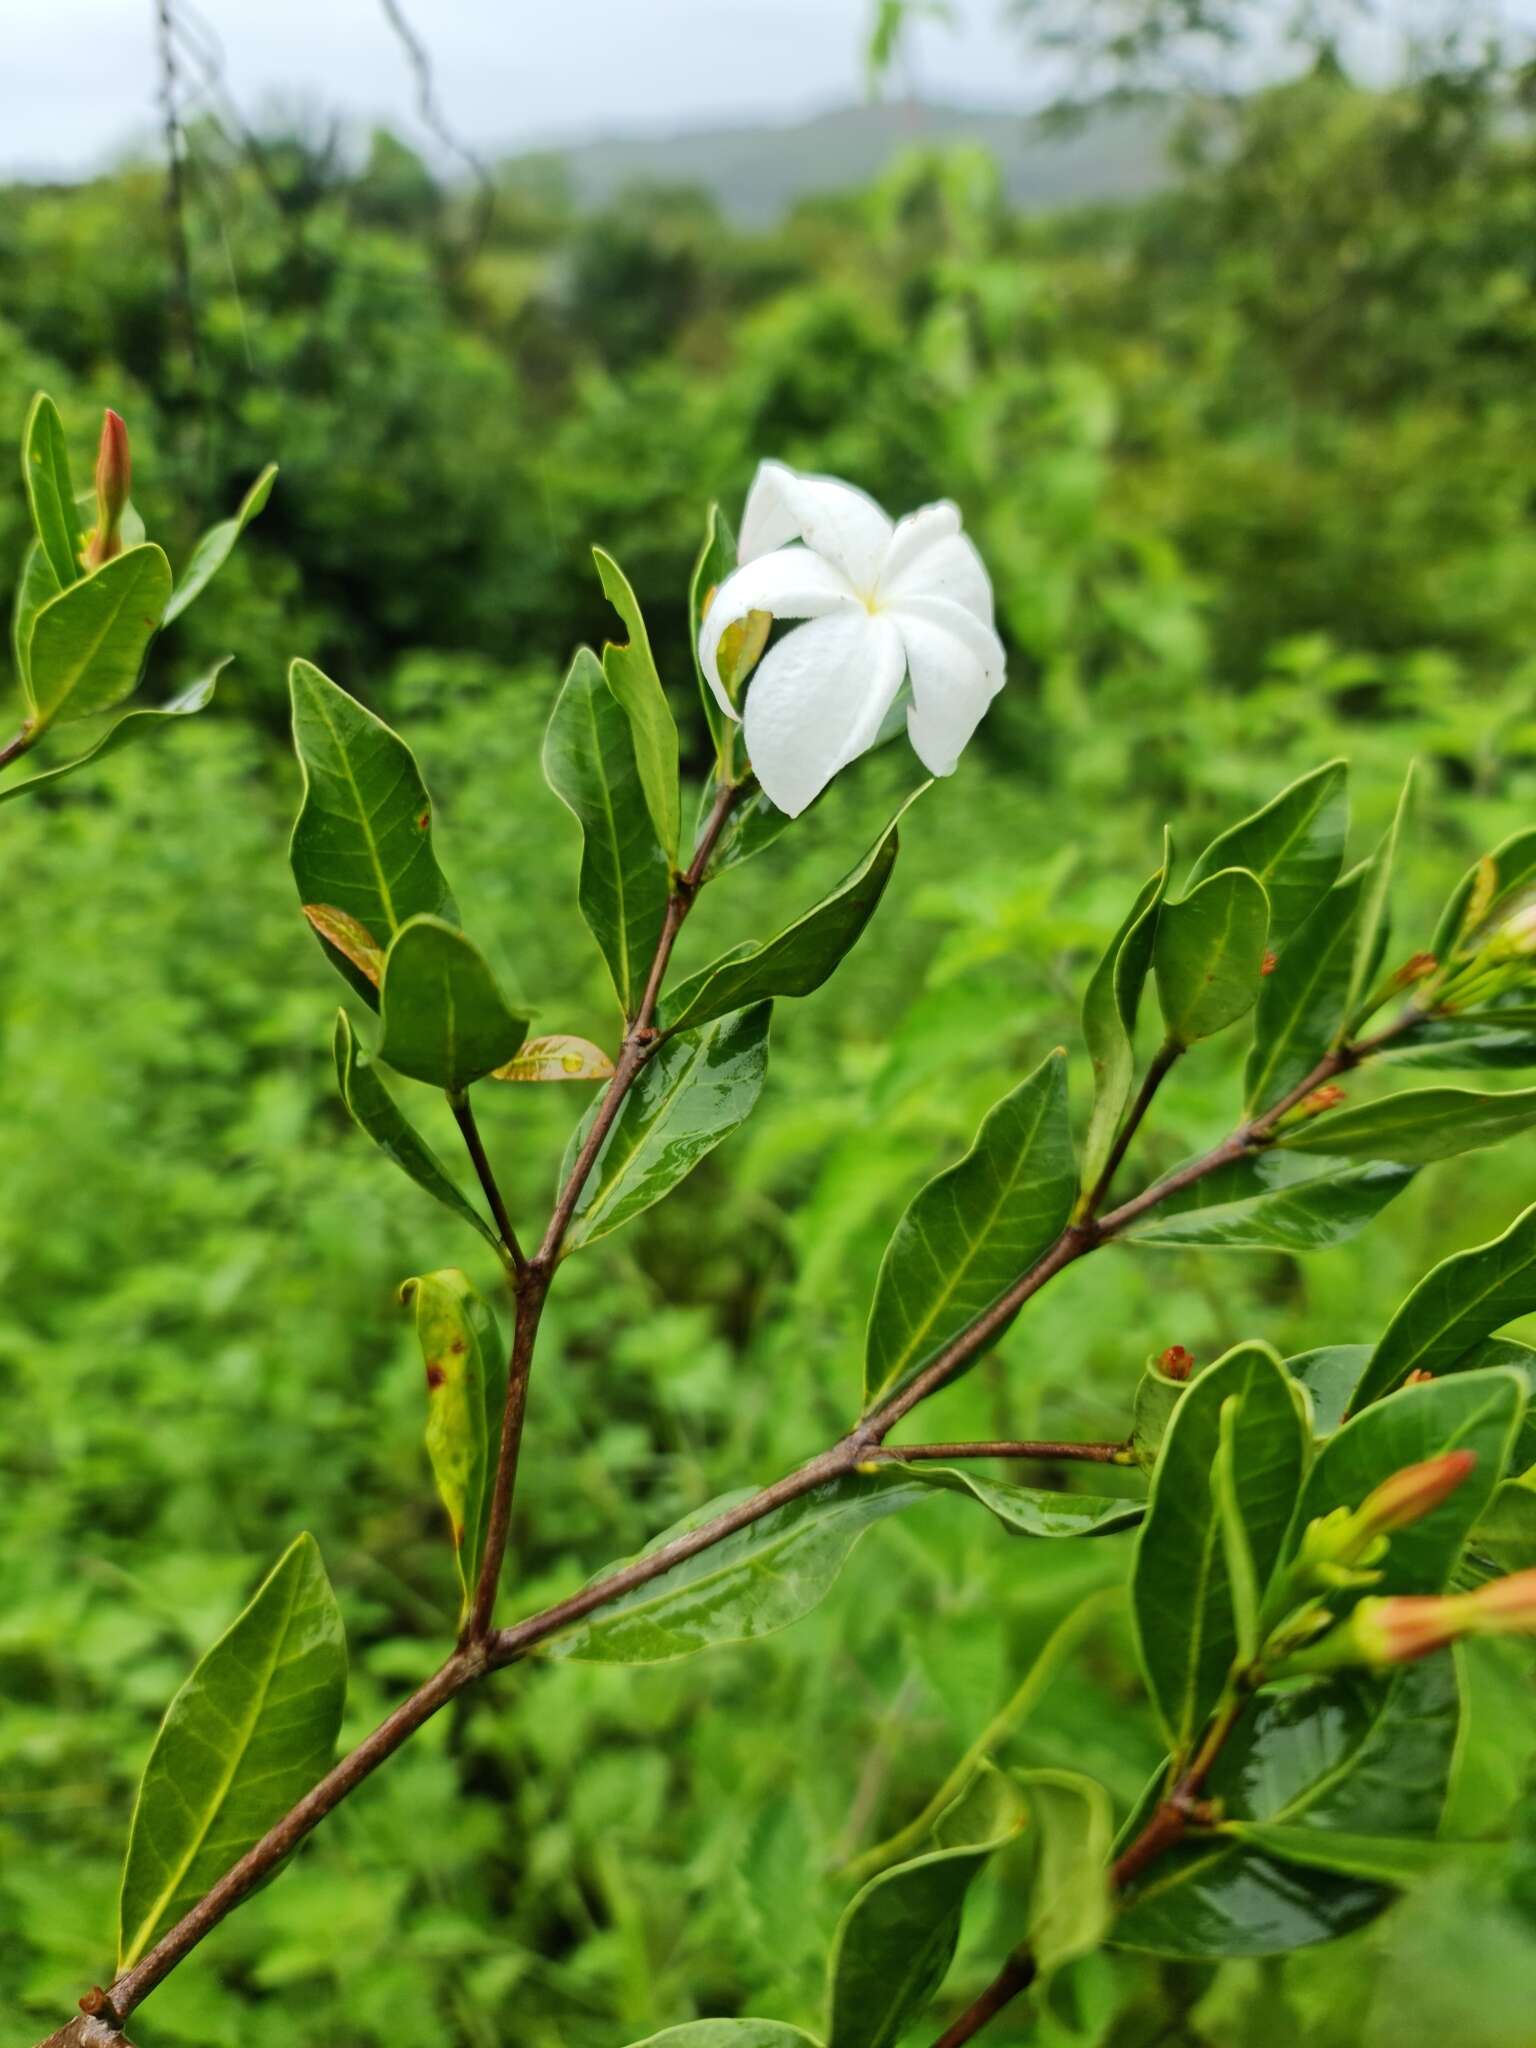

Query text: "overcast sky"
[0, 0, 1050, 179]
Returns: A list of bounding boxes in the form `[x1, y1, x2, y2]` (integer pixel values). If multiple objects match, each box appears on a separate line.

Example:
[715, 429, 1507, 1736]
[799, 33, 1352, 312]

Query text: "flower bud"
[84, 408, 131, 568]
[1260, 949, 1278, 977]
[1287, 1570, 1536, 1676]
[1300, 1083, 1348, 1117]
[1392, 951, 1438, 988]
[1404, 1368, 1435, 1386]
[1158, 1344, 1194, 1382]
[1499, 903, 1536, 957]
[1468, 1567, 1536, 1634]
[1355, 1450, 1476, 1539]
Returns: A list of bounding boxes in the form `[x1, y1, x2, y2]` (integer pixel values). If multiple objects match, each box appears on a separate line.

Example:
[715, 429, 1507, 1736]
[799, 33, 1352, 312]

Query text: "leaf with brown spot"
[400, 1270, 503, 1625]
[491, 1034, 616, 1083]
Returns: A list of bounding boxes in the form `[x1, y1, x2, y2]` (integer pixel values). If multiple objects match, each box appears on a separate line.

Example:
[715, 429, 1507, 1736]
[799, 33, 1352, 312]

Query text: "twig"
[152, 0, 200, 375]
[448, 1092, 525, 1274]
[376, 0, 496, 265]
[870, 1440, 1130, 1465]
[927, 1949, 1037, 2048]
[1079, 1037, 1182, 1219]
[0, 728, 35, 774]
[49, 993, 1421, 2037]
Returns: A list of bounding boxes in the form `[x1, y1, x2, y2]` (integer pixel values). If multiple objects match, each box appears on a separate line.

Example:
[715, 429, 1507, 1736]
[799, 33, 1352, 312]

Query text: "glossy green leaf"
[903, 1463, 1143, 1537]
[22, 392, 83, 588]
[1153, 867, 1270, 1048]
[1017, 1768, 1114, 1977]
[0, 661, 227, 806]
[1353, 1202, 1536, 1408]
[1120, 1149, 1415, 1252]
[333, 1010, 499, 1251]
[593, 547, 681, 863]
[1466, 1477, 1536, 1577]
[689, 500, 736, 759]
[401, 1269, 502, 1625]
[1286, 1368, 1522, 1599]
[560, 1003, 772, 1255]
[826, 1783, 1025, 2048]
[1185, 760, 1347, 950]
[1341, 765, 1412, 1035]
[1244, 863, 1369, 1114]
[1080, 836, 1171, 1203]
[1443, 1636, 1536, 1834]
[1285, 1345, 1369, 1437]
[1132, 1344, 1307, 1755]
[701, 780, 794, 879]
[544, 1469, 933, 1664]
[117, 1533, 346, 1970]
[1384, 1005, 1536, 1072]
[162, 463, 277, 625]
[543, 646, 671, 1020]
[11, 537, 59, 691]
[626, 2028, 820, 2048]
[27, 543, 171, 727]
[1222, 1823, 1478, 1887]
[1432, 825, 1536, 963]
[377, 916, 530, 1092]
[1113, 1656, 1456, 1957]
[1278, 1083, 1536, 1164]
[289, 660, 458, 1008]
[663, 795, 915, 1035]
[863, 1049, 1076, 1412]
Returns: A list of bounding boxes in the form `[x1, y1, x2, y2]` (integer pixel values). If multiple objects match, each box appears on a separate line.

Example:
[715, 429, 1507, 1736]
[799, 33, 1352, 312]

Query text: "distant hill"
[504, 99, 1178, 225]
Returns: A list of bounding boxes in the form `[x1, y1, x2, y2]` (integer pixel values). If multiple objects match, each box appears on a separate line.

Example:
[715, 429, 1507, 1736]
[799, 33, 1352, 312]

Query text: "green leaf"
[1244, 863, 1370, 1114]
[11, 537, 59, 691]
[117, 1533, 346, 1970]
[863, 1049, 1076, 1413]
[625, 2029, 820, 2048]
[1285, 1345, 1369, 1437]
[0, 662, 227, 806]
[401, 1269, 502, 1626]
[1185, 761, 1347, 950]
[1432, 825, 1536, 962]
[1286, 1367, 1522, 1599]
[701, 781, 794, 879]
[902, 1464, 1142, 1538]
[1341, 766, 1413, 1035]
[1222, 1824, 1480, 1887]
[1131, 1344, 1307, 1755]
[1466, 1477, 1536, 1577]
[1153, 868, 1270, 1048]
[289, 660, 457, 1007]
[543, 646, 671, 1021]
[663, 794, 916, 1035]
[27, 543, 171, 727]
[1277, 1084, 1536, 1164]
[161, 463, 277, 626]
[1383, 1005, 1536, 1072]
[544, 1470, 933, 1664]
[333, 1011, 500, 1252]
[1214, 1396, 1262, 1665]
[1016, 1768, 1114, 1977]
[826, 1783, 1025, 2048]
[1079, 836, 1171, 1203]
[1131, 1358, 1189, 1469]
[1120, 1149, 1415, 1252]
[689, 501, 736, 760]
[377, 916, 530, 1092]
[560, 1004, 772, 1255]
[21, 392, 83, 588]
[1353, 1202, 1536, 1408]
[1113, 1657, 1458, 1957]
[593, 547, 681, 864]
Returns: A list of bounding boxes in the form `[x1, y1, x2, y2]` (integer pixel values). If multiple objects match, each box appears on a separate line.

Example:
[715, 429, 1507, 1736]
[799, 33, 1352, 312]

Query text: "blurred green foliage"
[3, 58, 1536, 2046]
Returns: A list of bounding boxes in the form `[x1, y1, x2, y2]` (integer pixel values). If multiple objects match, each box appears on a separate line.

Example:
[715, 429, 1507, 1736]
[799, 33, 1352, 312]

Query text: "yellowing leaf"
[491, 1033, 616, 1082]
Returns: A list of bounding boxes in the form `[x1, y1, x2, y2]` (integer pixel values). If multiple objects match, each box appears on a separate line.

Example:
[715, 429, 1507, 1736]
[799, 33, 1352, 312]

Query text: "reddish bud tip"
[1393, 951, 1438, 988]
[1405, 1368, 1436, 1386]
[1159, 1345, 1195, 1382]
[1260, 949, 1279, 976]
[1302, 1083, 1348, 1116]
[1358, 1450, 1477, 1539]
[85, 408, 131, 567]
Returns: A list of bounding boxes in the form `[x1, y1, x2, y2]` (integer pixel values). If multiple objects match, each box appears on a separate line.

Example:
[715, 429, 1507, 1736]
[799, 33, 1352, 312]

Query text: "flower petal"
[699, 546, 859, 718]
[744, 610, 905, 817]
[879, 507, 995, 626]
[738, 459, 894, 593]
[888, 594, 1007, 778]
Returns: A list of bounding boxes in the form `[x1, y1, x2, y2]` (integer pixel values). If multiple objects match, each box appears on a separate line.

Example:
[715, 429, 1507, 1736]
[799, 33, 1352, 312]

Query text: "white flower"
[698, 460, 1007, 817]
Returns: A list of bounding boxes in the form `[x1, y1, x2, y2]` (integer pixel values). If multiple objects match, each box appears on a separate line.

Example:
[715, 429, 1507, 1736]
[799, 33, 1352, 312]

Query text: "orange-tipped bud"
[1404, 1368, 1435, 1386]
[85, 408, 131, 568]
[1301, 1083, 1348, 1116]
[1356, 1450, 1476, 1540]
[1392, 951, 1438, 988]
[1158, 1345, 1195, 1382]
[1260, 949, 1278, 977]
[1468, 1566, 1536, 1633]
[1290, 1569, 1536, 1675]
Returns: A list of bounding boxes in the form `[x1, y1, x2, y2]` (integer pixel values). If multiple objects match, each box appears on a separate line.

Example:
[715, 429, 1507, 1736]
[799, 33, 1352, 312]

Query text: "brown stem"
[448, 1091, 525, 1274]
[871, 1440, 1129, 1465]
[1079, 1037, 1182, 1219]
[927, 1948, 1037, 2048]
[53, 992, 1414, 2038]
[464, 1270, 548, 1641]
[0, 726, 36, 774]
